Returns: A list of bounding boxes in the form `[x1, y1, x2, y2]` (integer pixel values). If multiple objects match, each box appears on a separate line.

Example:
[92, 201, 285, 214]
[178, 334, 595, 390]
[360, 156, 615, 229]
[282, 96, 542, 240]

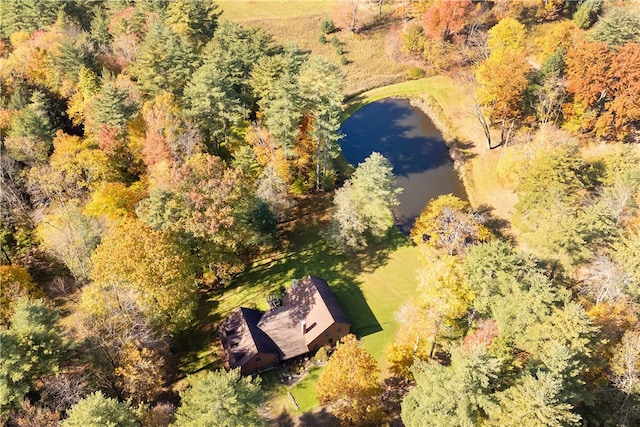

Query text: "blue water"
[340, 98, 467, 234]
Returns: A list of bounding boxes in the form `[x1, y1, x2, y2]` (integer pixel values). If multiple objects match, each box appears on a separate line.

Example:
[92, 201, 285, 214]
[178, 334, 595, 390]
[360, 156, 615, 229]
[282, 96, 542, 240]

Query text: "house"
[218, 276, 351, 374]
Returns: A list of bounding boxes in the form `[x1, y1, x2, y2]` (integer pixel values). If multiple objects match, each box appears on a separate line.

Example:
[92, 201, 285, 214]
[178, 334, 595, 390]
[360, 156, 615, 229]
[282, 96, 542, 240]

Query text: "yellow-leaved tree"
[0, 265, 42, 327]
[317, 334, 386, 425]
[410, 194, 489, 257]
[89, 219, 198, 331]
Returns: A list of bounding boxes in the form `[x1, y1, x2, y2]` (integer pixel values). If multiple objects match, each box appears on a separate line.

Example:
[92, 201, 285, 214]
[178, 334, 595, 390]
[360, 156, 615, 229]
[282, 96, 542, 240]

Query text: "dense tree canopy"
[1, 1, 638, 424]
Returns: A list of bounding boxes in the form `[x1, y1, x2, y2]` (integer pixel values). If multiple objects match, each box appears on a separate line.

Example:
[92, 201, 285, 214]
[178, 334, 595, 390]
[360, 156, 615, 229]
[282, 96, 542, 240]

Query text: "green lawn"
[344, 79, 432, 117]
[290, 365, 326, 413]
[178, 192, 420, 411]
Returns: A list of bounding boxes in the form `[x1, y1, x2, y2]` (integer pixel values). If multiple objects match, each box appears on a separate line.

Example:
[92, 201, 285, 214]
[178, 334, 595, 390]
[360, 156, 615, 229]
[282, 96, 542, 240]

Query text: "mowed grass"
[179, 192, 420, 413]
[290, 365, 326, 413]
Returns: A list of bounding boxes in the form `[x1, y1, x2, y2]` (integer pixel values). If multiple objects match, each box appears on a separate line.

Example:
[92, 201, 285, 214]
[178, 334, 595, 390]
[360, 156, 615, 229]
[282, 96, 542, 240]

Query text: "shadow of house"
[218, 276, 351, 375]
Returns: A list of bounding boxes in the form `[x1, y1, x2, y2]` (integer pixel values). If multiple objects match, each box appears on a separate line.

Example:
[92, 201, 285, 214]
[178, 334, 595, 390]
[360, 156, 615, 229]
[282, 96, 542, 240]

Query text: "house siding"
[307, 322, 350, 353]
[240, 352, 278, 375]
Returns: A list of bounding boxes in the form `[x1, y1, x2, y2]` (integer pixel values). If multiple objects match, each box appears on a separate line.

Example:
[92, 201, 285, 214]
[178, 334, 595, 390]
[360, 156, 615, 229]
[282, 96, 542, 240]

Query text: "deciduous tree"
[410, 194, 488, 257]
[421, 0, 471, 41]
[89, 219, 198, 330]
[476, 50, 529, 146]
[317, 334, 386, 425]
[36, 202, 103, 281]
[386, 302, 439, 379]
[114, 343, 165, 404]
[487, 17, 526, 55]
[0, 265, 41, 327]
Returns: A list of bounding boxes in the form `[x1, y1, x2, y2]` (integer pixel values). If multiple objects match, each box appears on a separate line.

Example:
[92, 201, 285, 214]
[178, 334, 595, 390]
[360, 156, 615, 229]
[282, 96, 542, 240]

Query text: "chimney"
[301, 320, 306, 335]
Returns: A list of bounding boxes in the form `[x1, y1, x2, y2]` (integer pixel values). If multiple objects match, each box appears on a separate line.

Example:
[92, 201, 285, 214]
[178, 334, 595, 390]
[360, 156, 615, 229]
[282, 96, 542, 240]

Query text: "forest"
[0, 0, 639, 426]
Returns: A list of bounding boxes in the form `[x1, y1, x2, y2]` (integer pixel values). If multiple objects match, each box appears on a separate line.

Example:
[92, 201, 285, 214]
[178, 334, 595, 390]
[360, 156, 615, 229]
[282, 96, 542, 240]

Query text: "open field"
[218, 0, 335, 21]
[218, 0, 409, 96]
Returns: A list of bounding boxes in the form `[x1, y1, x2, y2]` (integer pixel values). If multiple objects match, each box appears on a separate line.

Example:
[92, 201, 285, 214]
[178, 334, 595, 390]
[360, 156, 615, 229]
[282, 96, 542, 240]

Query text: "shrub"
[336, 45, 344, 55]
[313, 346, 329, 363]
[321, 19, 336, 34]
[340, 55, 348, 65]
[406, 67, 425, 80]
[402, 25, 426, 56]
[330, 35, 341, 47]
[318, 34, 327, 44]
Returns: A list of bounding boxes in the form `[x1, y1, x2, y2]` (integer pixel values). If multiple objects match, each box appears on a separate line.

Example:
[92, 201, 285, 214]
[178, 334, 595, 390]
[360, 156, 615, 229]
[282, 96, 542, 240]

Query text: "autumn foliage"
[317, 334, 386, 425]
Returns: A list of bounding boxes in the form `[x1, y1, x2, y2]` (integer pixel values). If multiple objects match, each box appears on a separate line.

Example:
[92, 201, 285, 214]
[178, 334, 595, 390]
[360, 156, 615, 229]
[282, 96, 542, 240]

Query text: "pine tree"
[401, 346, 502, 427]
[62, 391, 139, 427]
[0, 299, 66, 412]
[173, 369, 266, 427]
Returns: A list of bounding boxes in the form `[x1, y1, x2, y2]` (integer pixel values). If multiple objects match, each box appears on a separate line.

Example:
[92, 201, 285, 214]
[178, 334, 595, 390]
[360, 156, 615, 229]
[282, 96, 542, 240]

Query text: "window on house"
[256, 357, 261, 362]
[328, 338, 333, 344]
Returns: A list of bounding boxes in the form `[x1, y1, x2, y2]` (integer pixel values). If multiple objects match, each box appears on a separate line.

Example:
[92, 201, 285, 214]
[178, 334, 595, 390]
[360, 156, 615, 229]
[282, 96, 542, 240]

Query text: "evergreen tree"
[591, 8, 640, 48]
[0, 0, 62, 38]
[62, 391, 139, 427]
[132, 21, 198, 97]
[298, 56, 344, 190]
[4, 91, 55, 165]
[487, 372, 581, 427]
[173, 369, 266, 427]
[165, 0, 220, 49]
[89, 82, 137, 131]
[183, 62, 242, 150]
[402, 347, 502, 427]
[0, 299, 66, 412]
[330, 152, 401, 249]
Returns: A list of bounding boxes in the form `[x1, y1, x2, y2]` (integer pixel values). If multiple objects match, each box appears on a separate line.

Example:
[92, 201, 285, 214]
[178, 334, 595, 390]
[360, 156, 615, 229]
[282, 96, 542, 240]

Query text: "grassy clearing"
[218, 1, 409, 96]
[179, 193, 419, 414]
[218, 0, 335, 21]
[344, 78, 431, 117]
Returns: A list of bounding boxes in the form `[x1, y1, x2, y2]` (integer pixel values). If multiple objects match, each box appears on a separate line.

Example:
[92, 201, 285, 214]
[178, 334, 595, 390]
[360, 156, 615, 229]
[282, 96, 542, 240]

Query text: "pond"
[340, 98, 467, 234]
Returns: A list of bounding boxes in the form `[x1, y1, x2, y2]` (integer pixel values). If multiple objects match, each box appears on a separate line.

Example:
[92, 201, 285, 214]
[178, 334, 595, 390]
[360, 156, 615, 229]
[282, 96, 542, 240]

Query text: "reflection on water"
[340, 98, 467, 234]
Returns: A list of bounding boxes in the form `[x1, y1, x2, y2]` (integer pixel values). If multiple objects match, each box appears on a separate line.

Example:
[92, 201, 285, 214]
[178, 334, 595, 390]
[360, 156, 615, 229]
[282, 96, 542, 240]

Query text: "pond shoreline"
[341, 79, 477, 211]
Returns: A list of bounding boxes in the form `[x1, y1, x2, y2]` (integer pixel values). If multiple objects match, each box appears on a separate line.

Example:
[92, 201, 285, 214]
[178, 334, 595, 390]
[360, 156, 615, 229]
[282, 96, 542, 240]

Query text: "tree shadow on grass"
[476, 203, 513, 242]
[176, 193, 411, 375]
[297, 408, 340, 427]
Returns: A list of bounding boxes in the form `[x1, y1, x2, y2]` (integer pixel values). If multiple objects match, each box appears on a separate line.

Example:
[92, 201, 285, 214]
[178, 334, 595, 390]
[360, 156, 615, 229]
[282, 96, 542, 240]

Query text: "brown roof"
[284, 276, 350, 346]
[258, 306, 308, 360]
[219, 276, 350, 368]
[218, 307, 278, 369]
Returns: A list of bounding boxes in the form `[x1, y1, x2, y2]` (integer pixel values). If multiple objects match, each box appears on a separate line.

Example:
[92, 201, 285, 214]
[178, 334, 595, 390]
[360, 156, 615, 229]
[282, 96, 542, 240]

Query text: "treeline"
[0, 0, 347, 424]
[398, 0, 639, 146]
